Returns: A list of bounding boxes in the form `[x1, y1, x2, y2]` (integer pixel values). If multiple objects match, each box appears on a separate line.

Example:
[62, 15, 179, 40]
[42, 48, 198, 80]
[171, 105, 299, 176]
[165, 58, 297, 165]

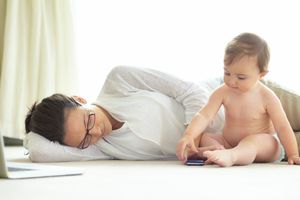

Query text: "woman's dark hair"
[25, 94, 80, 144]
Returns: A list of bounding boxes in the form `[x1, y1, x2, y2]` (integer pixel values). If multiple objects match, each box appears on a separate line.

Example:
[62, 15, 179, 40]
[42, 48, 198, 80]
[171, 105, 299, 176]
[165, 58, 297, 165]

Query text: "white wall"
[74, 0, 300, 101]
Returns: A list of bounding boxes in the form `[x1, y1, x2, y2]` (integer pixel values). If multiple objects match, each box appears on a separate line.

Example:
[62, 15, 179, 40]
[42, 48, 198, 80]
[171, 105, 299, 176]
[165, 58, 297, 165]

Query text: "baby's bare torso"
[222, 84, 275, 147]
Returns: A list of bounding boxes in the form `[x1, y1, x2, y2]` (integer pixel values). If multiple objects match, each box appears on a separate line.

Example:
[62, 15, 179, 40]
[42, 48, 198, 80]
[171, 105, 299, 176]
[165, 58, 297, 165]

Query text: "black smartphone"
[185, 159, 205, 166]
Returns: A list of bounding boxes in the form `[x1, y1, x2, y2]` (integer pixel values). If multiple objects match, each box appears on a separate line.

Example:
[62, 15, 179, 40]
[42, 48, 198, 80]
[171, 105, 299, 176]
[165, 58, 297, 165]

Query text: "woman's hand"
[176, 135, 198, 163]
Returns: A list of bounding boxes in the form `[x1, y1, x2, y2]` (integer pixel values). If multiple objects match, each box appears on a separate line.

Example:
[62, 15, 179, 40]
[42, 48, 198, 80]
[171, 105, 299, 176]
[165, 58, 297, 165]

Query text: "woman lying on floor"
[24, 66, 300, 162]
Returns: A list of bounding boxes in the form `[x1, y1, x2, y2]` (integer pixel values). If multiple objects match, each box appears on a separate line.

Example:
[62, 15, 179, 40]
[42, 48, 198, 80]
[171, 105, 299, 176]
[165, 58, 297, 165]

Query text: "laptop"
[0, 133, 83, 179]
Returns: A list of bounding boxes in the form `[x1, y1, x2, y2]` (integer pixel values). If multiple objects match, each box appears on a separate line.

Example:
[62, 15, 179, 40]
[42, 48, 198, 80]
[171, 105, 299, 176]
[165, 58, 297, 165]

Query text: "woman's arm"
[99, 66, 213, 125]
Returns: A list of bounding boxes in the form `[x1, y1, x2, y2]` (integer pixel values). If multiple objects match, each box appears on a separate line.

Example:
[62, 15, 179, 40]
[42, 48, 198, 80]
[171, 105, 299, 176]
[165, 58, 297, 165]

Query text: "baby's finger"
[190, 142, 198, 153]
[176, 143, 187, 161]
[182, 149, 188, 163]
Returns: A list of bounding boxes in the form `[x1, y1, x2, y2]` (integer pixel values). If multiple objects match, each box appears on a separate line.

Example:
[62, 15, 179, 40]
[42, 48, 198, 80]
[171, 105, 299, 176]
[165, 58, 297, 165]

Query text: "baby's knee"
[200, 132, 223, 147]
[243, 134, 279, 151]
[200, 132, 213, 143]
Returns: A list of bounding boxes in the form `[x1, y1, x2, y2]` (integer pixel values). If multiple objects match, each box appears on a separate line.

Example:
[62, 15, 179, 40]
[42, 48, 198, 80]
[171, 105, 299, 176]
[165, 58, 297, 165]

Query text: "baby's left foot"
[203, 149, 236, 167]
[188, 145, 225, 160]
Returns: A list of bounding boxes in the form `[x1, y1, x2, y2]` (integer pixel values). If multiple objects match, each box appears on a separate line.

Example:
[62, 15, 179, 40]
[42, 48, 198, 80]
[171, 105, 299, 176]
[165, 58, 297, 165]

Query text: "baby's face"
[223, 56, 264, 92]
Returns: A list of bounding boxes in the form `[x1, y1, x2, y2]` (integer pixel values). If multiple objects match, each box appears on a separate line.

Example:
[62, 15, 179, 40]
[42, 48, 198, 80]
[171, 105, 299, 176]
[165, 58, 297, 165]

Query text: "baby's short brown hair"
[224, 33, 270, 73]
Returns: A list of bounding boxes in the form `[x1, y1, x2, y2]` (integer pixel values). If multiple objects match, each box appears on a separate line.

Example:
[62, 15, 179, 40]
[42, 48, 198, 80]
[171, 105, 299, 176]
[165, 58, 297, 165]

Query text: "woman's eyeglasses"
[71, 97, 96, 149]
[78, 110, 95, 149]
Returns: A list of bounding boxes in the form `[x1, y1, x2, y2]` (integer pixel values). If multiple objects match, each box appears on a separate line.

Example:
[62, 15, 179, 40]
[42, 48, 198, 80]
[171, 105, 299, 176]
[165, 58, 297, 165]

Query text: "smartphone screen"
[185, 159, 205, 166]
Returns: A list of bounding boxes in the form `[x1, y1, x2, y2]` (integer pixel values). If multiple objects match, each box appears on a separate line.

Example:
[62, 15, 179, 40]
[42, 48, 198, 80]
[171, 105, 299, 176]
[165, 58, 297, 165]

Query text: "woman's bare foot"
[203, 149, 236, 167]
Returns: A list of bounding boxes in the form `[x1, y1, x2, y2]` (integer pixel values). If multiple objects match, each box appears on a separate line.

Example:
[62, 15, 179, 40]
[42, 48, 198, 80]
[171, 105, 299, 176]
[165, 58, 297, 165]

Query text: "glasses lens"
[82, 134, 92, 149]
[78, 111, 95, 149]
[87, 113, 95, 130]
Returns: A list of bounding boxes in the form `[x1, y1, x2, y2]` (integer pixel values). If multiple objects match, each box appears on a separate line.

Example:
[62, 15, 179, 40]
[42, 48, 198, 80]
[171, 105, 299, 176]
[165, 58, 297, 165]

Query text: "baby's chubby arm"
[266, 89, 300, 165]
[176, 85, 225, 162]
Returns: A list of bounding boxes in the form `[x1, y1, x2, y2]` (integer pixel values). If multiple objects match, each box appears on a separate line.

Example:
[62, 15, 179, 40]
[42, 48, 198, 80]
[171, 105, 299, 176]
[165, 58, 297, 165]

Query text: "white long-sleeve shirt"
[94, 66, 224, 160]
[24, 66, 224, 162]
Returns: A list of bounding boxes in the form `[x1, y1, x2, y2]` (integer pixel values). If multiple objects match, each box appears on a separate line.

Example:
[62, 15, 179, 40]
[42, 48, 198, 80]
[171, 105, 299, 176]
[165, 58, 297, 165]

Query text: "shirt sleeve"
[99, 66, 211, 125]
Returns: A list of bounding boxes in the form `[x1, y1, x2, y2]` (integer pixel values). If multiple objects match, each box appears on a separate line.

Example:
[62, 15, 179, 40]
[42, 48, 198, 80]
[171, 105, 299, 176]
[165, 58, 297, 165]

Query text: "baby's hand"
[287, 155, 300, 165]
[176, 135, 198, 163]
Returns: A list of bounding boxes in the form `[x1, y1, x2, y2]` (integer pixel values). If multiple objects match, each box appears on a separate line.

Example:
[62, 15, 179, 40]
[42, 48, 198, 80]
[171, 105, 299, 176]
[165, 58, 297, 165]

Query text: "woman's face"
[63, 105, 112, 148]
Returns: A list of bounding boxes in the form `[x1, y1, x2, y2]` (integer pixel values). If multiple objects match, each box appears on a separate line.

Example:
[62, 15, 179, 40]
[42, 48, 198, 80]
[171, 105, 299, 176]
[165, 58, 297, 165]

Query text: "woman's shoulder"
[108, 66, 142, 76]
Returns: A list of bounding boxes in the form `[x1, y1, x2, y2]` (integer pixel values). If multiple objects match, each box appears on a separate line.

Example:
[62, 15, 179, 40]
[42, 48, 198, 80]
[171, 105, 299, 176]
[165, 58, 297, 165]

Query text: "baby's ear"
[71, 95, 87, 104]
[259, 71, 268, 79]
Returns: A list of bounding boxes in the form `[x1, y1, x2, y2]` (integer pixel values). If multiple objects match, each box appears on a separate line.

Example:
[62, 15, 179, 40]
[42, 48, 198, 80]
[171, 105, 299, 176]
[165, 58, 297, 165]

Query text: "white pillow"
[24, 132, 112, 162]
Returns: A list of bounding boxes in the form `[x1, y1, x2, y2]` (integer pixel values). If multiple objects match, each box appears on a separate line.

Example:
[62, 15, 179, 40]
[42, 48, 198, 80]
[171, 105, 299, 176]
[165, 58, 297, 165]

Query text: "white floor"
[1, 147, 299, 200]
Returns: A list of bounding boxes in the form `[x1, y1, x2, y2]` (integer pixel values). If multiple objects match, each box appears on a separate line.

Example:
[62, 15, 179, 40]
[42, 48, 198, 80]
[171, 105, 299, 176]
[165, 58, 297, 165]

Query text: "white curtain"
[0, 0, 78, 138]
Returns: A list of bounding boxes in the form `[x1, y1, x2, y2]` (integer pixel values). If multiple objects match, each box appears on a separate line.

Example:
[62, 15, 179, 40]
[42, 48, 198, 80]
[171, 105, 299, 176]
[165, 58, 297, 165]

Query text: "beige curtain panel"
[0, 0, 78, 138]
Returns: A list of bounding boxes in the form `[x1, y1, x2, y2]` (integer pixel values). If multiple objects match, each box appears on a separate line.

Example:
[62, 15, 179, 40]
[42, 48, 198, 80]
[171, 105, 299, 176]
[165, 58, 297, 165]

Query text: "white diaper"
[273, 134, 285, 162]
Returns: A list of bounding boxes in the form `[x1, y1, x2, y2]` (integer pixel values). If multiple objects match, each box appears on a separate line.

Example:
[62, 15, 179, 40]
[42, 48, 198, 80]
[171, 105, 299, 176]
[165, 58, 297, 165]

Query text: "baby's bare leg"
[186, 133, 225, 160]
[203, 134, 281, 167]
[193, 133, 227, 162]
[200, 132, 228, 148]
